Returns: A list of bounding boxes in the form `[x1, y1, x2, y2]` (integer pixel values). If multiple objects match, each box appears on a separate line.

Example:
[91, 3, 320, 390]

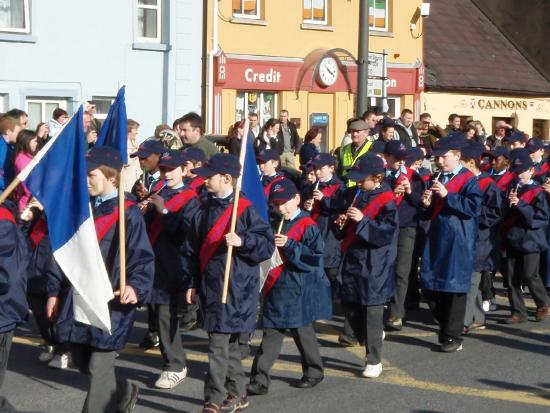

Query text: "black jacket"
[394, 122, 419, 148]
[277, 121, 302, 154]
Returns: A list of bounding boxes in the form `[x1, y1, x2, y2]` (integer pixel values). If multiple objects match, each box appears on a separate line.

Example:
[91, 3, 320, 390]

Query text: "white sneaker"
[38, 345, 55, 363]
[48, 353, 70, 369]
[382, 330, 386, 341]
[482, 300, 490, 312]
[154, 367, 187, 389]
[362, 363, 383, 378]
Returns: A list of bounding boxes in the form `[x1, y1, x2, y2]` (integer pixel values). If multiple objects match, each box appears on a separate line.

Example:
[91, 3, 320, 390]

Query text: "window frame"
[236, 91, 278, 127]
[91, 96, 115, 121]
[303, 0, 328, 26]
[232, 0, 261, 20]
[369, 0, 388, 32]
[0, 0, 30, 34]
[137, 0, 162, 43]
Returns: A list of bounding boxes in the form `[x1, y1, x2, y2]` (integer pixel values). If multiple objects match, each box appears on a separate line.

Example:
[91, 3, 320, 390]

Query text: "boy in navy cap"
[383, 141, 425, 330]
[488, 146, 514, 191]
[337, 153, 398, 378]
[420, 135, 482, 352]
[46, 146, 155, 412]
[503, 131, 527, 151]
[257, 149, 285, 199]
[183, 147, 208, 197]
[183, 153, 275, 413]
[248, 178, 331, 395]
[459, 142, 503, 332]
[143, 149, 201, 389]
[527, 138, 549, 184]
[131, 140, 165, 204]
[502, 149, 550, 323]
[0, 196, 29, 413]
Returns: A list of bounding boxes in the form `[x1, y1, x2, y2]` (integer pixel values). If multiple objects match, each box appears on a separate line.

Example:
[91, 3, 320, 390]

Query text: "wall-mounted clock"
[317, 57, 339, 87]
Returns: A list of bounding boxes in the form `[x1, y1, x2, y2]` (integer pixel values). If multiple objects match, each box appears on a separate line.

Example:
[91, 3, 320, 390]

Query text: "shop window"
[0, 0, 29, 33]
[236, 91, 278, 127]
[138, 0, 162, 42]
[26, 98, 68, 130]
[369, 0, 388, 31]
[371, 96, 400, 118]
[232, 0, 260, 19]
[533, 119, 548, 140]
[90, 96, 115, 121]
[303, 0, 328, 25]
[491, 117, 513, 133]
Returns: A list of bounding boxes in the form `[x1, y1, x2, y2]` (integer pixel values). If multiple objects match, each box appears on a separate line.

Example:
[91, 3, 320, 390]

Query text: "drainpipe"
[207, 0, 219, 134]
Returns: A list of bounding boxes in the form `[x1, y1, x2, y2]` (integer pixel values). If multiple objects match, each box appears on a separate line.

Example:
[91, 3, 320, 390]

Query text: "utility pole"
[356, 0, 369, 117]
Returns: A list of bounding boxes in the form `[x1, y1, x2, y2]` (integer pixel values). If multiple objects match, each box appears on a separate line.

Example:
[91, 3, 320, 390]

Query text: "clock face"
[317, 57, 339, 87]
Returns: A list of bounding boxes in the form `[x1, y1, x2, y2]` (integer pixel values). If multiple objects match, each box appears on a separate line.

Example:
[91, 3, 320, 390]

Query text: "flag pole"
[221, 119, 250, 304]
[117, 82, 127, 295]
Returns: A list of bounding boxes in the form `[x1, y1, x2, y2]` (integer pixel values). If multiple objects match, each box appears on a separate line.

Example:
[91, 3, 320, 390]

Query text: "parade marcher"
[337, 153, 398, 378]
[183, 153, 275, 413]
[501, 149, 550, 323]
[183, 147, 208, 201]
[339, 120, 372, 187]
[526, 138, 549, 184]
[0, 198, 29, 413]
[383, 141, 425, 330]
[46, 146, 155, 412]
[459, 142, 503, 332]
[488, 146, 513, 191]
[503, 131, 527, 151]
[248, 179, 331, 395]
[420, 134, 482, 352]
[143, 150, 200, 389]
[257, 149, 286, 200]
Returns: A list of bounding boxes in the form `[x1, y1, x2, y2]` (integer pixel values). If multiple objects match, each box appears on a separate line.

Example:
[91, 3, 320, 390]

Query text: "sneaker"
[386, 316, 403, 331]
[362, 363, 383, 378]
[246, 382, 268, 396]
[48, 352, 71, 369]
[536, 306, 549, 322]
[38, 345, 55, 363]
[338, 334, 359, 347]
[202, 403, 221, 413]
[221, 394, 249, 412]
[482, 300, 491, 312]
[139, 331, 159, 349]
[505, 314, 527, 324]
[382, 330, 386, 341]
[118, 382, 140, 413]
[440, 339, 463, 353]
[154, 367, 187, 389]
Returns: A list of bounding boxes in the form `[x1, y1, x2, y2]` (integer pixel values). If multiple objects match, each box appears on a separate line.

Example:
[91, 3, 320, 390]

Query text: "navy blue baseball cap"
[369, 140, 387, 155]
[509, 148, 534, 173]
[526, 137, 544, 153]
[86, 146, 123, 172]
[346, 153, 385, 181]
[256, 149, 280, 163]
[158, 150, 190, 169]
[384, 140, 408, 160]
[183, 147, 207, 163]
[503, 131, 527, 144]
[461, 142, 485, 160]
[269, 178, 299, 204]
[192, 153, 241, 178]
[487, 146, 510, 160]
[309, 153, 336, 168]
[404, 147, 424, 166]
[432, 134, 468, 156]
[130, 139, 165, 158]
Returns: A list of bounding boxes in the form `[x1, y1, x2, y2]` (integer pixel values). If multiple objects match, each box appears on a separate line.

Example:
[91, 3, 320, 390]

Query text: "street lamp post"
[356, 0, 370, 117]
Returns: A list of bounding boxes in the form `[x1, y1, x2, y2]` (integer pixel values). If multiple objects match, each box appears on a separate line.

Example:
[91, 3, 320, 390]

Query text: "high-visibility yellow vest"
[340, 140, 372, 187]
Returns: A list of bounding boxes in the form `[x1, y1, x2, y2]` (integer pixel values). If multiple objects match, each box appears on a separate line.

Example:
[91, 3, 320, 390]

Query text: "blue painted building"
[0, 0, 203, 139]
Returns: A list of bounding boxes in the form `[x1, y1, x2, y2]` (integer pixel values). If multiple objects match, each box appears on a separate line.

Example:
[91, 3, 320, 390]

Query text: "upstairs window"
[303, 0, 327, 25]
[0, 0, 30, 33]
[232, 0, 260, 19]
[369, 0, 388, 31]
[138, 0, 162, 42]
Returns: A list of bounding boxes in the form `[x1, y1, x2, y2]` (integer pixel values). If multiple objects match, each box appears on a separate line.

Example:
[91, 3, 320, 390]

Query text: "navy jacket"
[144, 186, 200, 304]
[262, 211, 332, 328]
[384, 167, 425, 228]
[0, 202, 29, 333]
[299, 142, 319, 166]
[502, 181, 549, 254]
[420, 168, 482, 293]
[339, 184, 399, 306]
[51, 196, 155, 351]
[183, 193, 275, 333]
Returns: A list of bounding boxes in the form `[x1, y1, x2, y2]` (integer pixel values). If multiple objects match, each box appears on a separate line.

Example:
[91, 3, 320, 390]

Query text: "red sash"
[477, 176, 494, 193]
[494, 171, 514, 191]
[420, 174, 430, 184]
[29, 218, 48, 250]
[340, 191, 395, 252]
[262, 216, 316, 296]
[151, 179, 164, 193]
[189, 176, 205, 193]
[263, 175, 285, 198]
[501, 187, 542, 234]
[148, 189, 197, 245]
[94, 200, 135, 242]
[534, 162, 550, 177]
[310, 183, 340, 220]
[199, 198, 252, 274]
[430, 171, 474, 221]
[394, 167, 415, 206]
[0, 207, 15, 224]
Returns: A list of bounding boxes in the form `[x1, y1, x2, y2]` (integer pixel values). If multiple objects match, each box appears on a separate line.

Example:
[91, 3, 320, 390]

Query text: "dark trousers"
[391, 227, 417, 318]
[464, 272, 485, 327]
[251, 325, 324, 388]
[0, 331, 16, 413]
[71, 344, 133, 413]
[344, 304, 384, 364]
[155, 303, 186, 372]
[406, 227, 425, 308]
[480, 270, 495, 301]
[504, 251, 549, 317]
[180, 301, 199, 325]
[146, 304, 159, 334]
[27, 294, 58, 346]
[423, 290, 467, 343]
[204, 333, 245, 405]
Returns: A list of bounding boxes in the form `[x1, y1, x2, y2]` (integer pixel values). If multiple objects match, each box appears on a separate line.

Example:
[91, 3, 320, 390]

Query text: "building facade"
[0, 0, 203, 138]
[204, 0, 424, 151]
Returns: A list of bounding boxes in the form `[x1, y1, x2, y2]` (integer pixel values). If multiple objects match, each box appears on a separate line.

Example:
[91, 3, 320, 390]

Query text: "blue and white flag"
[20, 106, 113, 332]
[96, 86, 128, 163]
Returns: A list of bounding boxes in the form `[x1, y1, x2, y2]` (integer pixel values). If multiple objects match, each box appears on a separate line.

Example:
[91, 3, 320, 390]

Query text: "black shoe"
[181, 319, 199, 331]
[385, 316, 403, 331]
[139, 331, 159, 349]
[292, 376, 323, 389]
[247, 382, 268, 396]
[117, 382, 139, 413]
[338, 334, 358, 347]
[440, 339, 463, 353]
